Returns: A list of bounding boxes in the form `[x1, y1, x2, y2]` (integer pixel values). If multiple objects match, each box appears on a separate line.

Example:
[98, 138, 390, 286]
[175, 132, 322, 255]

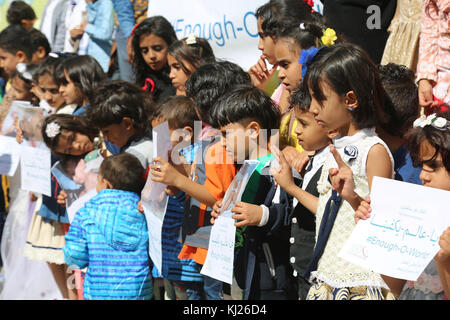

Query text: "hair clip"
[299, 23, 306, 30]
[298, 46, 324, 78]
[413, 114, 449, 131]
[185, 33, 198, 45]
[16, 63, 33, 81]
[45, 122, 61, 138]
[131, 23, 141, 36]
[321, 28, 337, 46]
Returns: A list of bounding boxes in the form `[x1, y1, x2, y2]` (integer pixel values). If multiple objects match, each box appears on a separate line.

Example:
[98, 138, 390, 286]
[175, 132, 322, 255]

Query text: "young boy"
[87, 80, 155, 165]
[63, 153, 153, 300]
[376, 63, 422, 185]
[150, 60, 251, 300]
[209, 85, 295, 300]
[149, 95, 204, 300]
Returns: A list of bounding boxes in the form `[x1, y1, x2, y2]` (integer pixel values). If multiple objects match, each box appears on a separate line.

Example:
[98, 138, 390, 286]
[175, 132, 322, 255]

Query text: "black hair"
[377, 63, 419, 137]
[88, 80, 154, 132]
[29, 28, 51, 57]
[7, 1, 36, 25]
[99, 153, 145, 194]
[42, 113, 100, 157]
[54, 54, 106, 103]
[290, 85, 311, 112]
[0, 25, 33, 61]
[255, 0, 314, 37]
[154, 95, 199, 130]
[168, 36, 215, 75]
[302, 43, 385, 129]
[185, 60, 251, 124]
[406, 111, 450, 172]
[132, 16, 178, 86]
[210, 84, 281, 132]
[34, 54, 64, 81]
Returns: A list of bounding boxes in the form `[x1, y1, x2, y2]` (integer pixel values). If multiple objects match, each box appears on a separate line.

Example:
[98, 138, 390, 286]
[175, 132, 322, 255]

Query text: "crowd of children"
[0, 0, 449, 301]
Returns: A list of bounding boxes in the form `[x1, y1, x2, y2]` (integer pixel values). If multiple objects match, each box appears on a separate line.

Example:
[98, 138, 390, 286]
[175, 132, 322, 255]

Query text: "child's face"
[168, 54, 191, 95]
[220, 122, 260, 163]
[294, 108, 331, 152]
[100, 117, 136, 148]
[59, 70, 84, 106]
[275, 39, 302, 92]
[0, 48, 23, 75]
[257, 17, 276, 65]
[38, 74, 65, 109]
[418, 140, 450, 191]
[308, 79, 353, 132]
[54, 130, 94, 156]
[139, 33, 169, 72]
[11, 76, 33, 101]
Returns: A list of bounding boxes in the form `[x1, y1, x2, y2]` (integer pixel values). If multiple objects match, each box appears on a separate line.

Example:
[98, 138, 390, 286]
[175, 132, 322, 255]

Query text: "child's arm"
[62, 212, 89, 269]
[435, 227, 450, 298]
[151, 157, 217, 208]
[270, 144, 319, 214]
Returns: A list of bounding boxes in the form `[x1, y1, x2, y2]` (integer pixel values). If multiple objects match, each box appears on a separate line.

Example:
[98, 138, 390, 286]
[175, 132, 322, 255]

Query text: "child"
[63, 152, 153, 300]
[150, 60, 251, 300]
[34, 54, 76, 115]
[355, 111, 450, 300]
[271, 85, 338, 299]
[0, 25, 33, 125]
[87, 80, 155, 168]
[283, 43, 395, 300]
[416, 0, 450, 113]
[273, 19, 333, 156]
[6, 1, 37, 30]
[54, 54, 106, 116]
[149, 96, 204, 300]
[132, 16, 177, 103]
[29, 28, 51, 65]
[10, 63, 39, 106]
[69, 0, 114, 73]
[250, 0, 313, 93]
[167, 34, 215, 96]
[377, 63, 422, 185]
[209, 85, 296, 300]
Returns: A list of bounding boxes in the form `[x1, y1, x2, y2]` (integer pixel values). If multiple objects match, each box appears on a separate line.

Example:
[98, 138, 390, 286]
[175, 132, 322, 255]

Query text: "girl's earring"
[347, 107, 355, 111]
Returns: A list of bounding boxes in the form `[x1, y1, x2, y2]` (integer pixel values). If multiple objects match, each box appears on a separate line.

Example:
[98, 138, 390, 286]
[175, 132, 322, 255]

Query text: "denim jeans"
[115, 28, 136, 83]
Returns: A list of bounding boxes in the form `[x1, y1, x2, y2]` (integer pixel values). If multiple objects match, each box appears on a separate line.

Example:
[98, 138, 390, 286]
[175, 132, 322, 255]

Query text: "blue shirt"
[393, 144, 422, 185]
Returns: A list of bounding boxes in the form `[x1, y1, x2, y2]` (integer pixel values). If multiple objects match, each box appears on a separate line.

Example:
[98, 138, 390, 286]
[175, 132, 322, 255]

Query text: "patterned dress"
[307, 128, 396, 300]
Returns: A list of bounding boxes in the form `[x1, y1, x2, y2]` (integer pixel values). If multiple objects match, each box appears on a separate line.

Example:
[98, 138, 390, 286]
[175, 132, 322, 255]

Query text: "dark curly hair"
[168, 36, 215, 76]
[88, 80, 155, 132]
[406, 111, 450, 172]
[377, 63, 419, 137]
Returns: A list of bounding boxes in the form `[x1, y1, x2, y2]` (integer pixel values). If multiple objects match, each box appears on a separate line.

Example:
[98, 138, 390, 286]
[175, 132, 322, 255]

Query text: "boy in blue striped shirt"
[63, 153, 152, 300]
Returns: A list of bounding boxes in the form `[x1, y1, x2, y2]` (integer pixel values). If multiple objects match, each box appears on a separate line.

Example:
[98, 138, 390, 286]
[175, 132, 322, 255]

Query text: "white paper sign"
[141, 121, 172, 274]
[67, 188, 98, 223]
[339, 177, 450, 281]
[201, 160, 260, 284]
[0, 135, 21, 176]
[20, 146, 51, 197]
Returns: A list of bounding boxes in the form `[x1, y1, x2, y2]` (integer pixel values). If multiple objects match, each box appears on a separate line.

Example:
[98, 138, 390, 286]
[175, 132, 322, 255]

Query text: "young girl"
[355, 111, 450, 300]
[54, 54, 106, 116]
[132, 16, 177, 103]
[272, 43, 395, 300]
[10, 63, 39, 106]
[167, 34, 215, 96]
[273, 19, 334, 156]
[0, 63, 62, 300]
